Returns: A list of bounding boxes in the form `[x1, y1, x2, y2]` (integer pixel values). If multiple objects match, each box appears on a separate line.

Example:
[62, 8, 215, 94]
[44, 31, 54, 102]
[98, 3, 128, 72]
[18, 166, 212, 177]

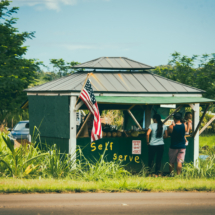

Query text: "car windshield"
[13, 122, 29, 131]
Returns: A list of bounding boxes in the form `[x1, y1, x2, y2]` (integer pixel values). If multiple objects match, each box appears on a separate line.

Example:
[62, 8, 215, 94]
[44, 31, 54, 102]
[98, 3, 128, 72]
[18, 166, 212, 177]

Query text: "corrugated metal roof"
[73, 57, 154, 70]
[25, 71, 205, 94]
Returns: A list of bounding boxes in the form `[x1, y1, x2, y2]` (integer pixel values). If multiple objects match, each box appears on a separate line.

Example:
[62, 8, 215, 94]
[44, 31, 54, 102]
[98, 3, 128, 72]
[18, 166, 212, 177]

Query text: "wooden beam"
[193, 104, 210, 137]
[199, 115, 215, 135]
[74, 100, 84, 110]
[76, 112, 92, 138]
[127, 110, 142, 130]
[128, 104, 136, 110]
[162, 105, 183, 124]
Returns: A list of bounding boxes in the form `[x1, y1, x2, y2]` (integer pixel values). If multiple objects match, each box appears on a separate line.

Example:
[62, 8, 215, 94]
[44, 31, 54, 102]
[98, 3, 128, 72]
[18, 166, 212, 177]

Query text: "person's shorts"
[169, 148, 186, 163]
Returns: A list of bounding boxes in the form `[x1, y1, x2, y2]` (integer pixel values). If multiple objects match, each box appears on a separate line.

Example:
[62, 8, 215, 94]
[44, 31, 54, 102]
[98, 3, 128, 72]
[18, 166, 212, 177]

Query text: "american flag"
[79, 79, 102, 142]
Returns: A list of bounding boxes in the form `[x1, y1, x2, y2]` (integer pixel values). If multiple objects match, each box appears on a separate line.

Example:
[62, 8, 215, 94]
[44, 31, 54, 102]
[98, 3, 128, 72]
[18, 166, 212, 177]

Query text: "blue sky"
[10, 0, 215, 69]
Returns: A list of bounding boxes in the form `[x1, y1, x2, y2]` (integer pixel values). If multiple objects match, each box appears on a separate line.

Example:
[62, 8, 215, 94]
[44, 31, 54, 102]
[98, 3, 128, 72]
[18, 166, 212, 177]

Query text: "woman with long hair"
[146, 114, 168, 177]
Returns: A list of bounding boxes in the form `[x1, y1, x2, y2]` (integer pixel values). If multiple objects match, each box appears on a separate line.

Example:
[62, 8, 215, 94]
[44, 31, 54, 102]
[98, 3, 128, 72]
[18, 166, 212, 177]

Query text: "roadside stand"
[24, 57, 215, 172]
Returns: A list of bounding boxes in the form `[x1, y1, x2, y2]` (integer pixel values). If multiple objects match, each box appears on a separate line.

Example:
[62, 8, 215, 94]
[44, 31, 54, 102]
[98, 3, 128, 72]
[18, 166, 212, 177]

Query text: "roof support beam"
[127, 109, 142, 130]
[74, 100, 84, 111]
[128, 104, 136, 110]
[199, 115, 215, 135]
[193, 104, 210, 137]
[162, 105, 184, 124]
[76, 112, 92, 138]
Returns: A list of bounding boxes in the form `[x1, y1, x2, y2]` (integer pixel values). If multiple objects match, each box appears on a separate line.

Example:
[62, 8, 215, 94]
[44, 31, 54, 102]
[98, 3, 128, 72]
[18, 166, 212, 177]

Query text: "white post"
[69, 96, 77, 160]
[193, 103, 199, 167]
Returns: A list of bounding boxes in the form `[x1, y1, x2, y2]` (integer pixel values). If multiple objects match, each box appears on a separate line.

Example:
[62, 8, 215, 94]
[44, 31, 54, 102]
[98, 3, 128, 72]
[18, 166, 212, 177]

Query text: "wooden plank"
[193, 104, 210, 137]
[74, 100, 84, 111]
[199, 115, 215, 135]
[162, 105, 183, 124]
[76, 112, 92, 138]
[127, 110, 142, 130]
[128, 104, 136, 110]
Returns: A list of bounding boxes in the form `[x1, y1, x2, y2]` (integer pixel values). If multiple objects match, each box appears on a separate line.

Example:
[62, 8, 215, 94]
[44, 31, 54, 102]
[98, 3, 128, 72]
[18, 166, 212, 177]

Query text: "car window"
[14, 122, 29, 131]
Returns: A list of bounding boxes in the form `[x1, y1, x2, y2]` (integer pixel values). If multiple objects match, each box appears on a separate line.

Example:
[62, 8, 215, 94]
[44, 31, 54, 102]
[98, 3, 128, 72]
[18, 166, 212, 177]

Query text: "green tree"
[0, 0, 41, 124]
[153, 52, 215, 99]
[50, 58, 79, 77]
[196, 54, 215, 99]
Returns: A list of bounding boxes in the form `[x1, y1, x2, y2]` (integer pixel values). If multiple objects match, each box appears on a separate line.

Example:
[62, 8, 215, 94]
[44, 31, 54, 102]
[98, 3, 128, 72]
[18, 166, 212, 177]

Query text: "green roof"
[95, 96, 215, 105]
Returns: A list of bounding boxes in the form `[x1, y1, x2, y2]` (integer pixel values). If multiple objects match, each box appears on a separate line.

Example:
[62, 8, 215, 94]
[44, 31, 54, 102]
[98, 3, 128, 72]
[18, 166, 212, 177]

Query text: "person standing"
[146, 114, 168, 177]
[184, 112, 192, 134]
[168, 112, 188, 175]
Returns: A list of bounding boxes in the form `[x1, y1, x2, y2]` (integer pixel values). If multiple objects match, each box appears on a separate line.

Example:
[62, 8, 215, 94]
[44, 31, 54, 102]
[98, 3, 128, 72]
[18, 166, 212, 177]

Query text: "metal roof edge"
[73, 57, 101, 67]
[72, 57, 155, 69]
[123, 57, 154, 68]
[23, 72, 81, 92]
[72, 67, 155, 70]
[150, 72, 205, 93]
[76, 71, 152, 73]
[24, 89, 204, 94]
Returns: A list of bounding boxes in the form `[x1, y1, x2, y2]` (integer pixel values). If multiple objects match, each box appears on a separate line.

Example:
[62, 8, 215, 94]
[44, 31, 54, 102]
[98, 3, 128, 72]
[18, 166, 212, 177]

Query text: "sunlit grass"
[0, 178, 215, 193]
[200, 135, 215, 148]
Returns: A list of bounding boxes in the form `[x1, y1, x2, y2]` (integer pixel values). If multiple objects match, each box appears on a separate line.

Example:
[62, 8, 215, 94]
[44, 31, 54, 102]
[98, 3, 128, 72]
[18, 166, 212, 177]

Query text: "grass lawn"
[199, 135, 215, 148]
[0, 178, 215, 193]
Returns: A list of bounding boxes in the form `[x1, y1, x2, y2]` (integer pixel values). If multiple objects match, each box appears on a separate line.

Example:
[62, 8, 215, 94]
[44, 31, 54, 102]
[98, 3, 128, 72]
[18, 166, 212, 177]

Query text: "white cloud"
[11, 0, 77, 11]
[11, 0, 110, 11]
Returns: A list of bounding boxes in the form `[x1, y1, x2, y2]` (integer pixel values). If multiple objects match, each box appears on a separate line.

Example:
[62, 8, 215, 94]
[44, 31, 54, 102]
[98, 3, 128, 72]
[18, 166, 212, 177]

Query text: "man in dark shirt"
[168, 112, 188, 175]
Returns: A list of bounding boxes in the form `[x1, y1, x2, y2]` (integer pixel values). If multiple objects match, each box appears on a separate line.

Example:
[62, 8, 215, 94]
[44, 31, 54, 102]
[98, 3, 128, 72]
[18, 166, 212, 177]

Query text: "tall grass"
[0, 132, 129, 180]
[180, 156, 215, 179]
[0, 132, 215, 180]
[75, 146, 130, 181]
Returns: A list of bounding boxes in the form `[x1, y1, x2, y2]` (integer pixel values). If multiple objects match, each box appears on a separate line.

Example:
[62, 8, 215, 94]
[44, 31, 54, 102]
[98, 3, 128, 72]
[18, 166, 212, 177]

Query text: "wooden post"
[145, 105, 152, 128]
[193, 103, 200, 167]
[76, 112, 91, 138]
[127, 110, 142, 130]
[162, 105, 183, 124]
[69, 96, 77, 159]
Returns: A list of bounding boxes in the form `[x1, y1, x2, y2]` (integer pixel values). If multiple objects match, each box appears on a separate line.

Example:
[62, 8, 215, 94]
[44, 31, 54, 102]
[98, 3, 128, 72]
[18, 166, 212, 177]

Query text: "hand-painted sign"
[132, 140, 141, 154]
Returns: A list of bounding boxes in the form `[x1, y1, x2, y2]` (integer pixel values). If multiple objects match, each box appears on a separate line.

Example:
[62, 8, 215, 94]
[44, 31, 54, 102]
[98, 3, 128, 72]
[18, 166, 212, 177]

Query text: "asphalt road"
[0, 193, 215, 215]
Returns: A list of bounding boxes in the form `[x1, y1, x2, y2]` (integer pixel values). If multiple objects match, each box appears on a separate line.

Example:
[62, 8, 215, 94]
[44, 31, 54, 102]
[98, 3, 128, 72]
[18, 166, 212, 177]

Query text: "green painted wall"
[77, 137, 194, 172]
[28, 95, 70, 149]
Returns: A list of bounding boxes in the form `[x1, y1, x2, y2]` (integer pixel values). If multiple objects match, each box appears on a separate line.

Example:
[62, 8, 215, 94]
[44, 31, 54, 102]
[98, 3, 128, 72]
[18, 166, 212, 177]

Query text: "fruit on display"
[112, 131, 117, 137]
[107, 132, 112, 137]
[117, 131, 122, 137]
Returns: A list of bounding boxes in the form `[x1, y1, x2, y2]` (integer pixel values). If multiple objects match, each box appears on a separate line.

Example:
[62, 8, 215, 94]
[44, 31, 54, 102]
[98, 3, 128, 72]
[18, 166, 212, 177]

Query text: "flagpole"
[74, 73, 92, 108]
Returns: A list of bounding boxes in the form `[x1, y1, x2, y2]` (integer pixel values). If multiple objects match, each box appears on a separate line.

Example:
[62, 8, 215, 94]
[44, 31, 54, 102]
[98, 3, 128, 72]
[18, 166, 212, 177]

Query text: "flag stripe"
[79, 79, 102, 142]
